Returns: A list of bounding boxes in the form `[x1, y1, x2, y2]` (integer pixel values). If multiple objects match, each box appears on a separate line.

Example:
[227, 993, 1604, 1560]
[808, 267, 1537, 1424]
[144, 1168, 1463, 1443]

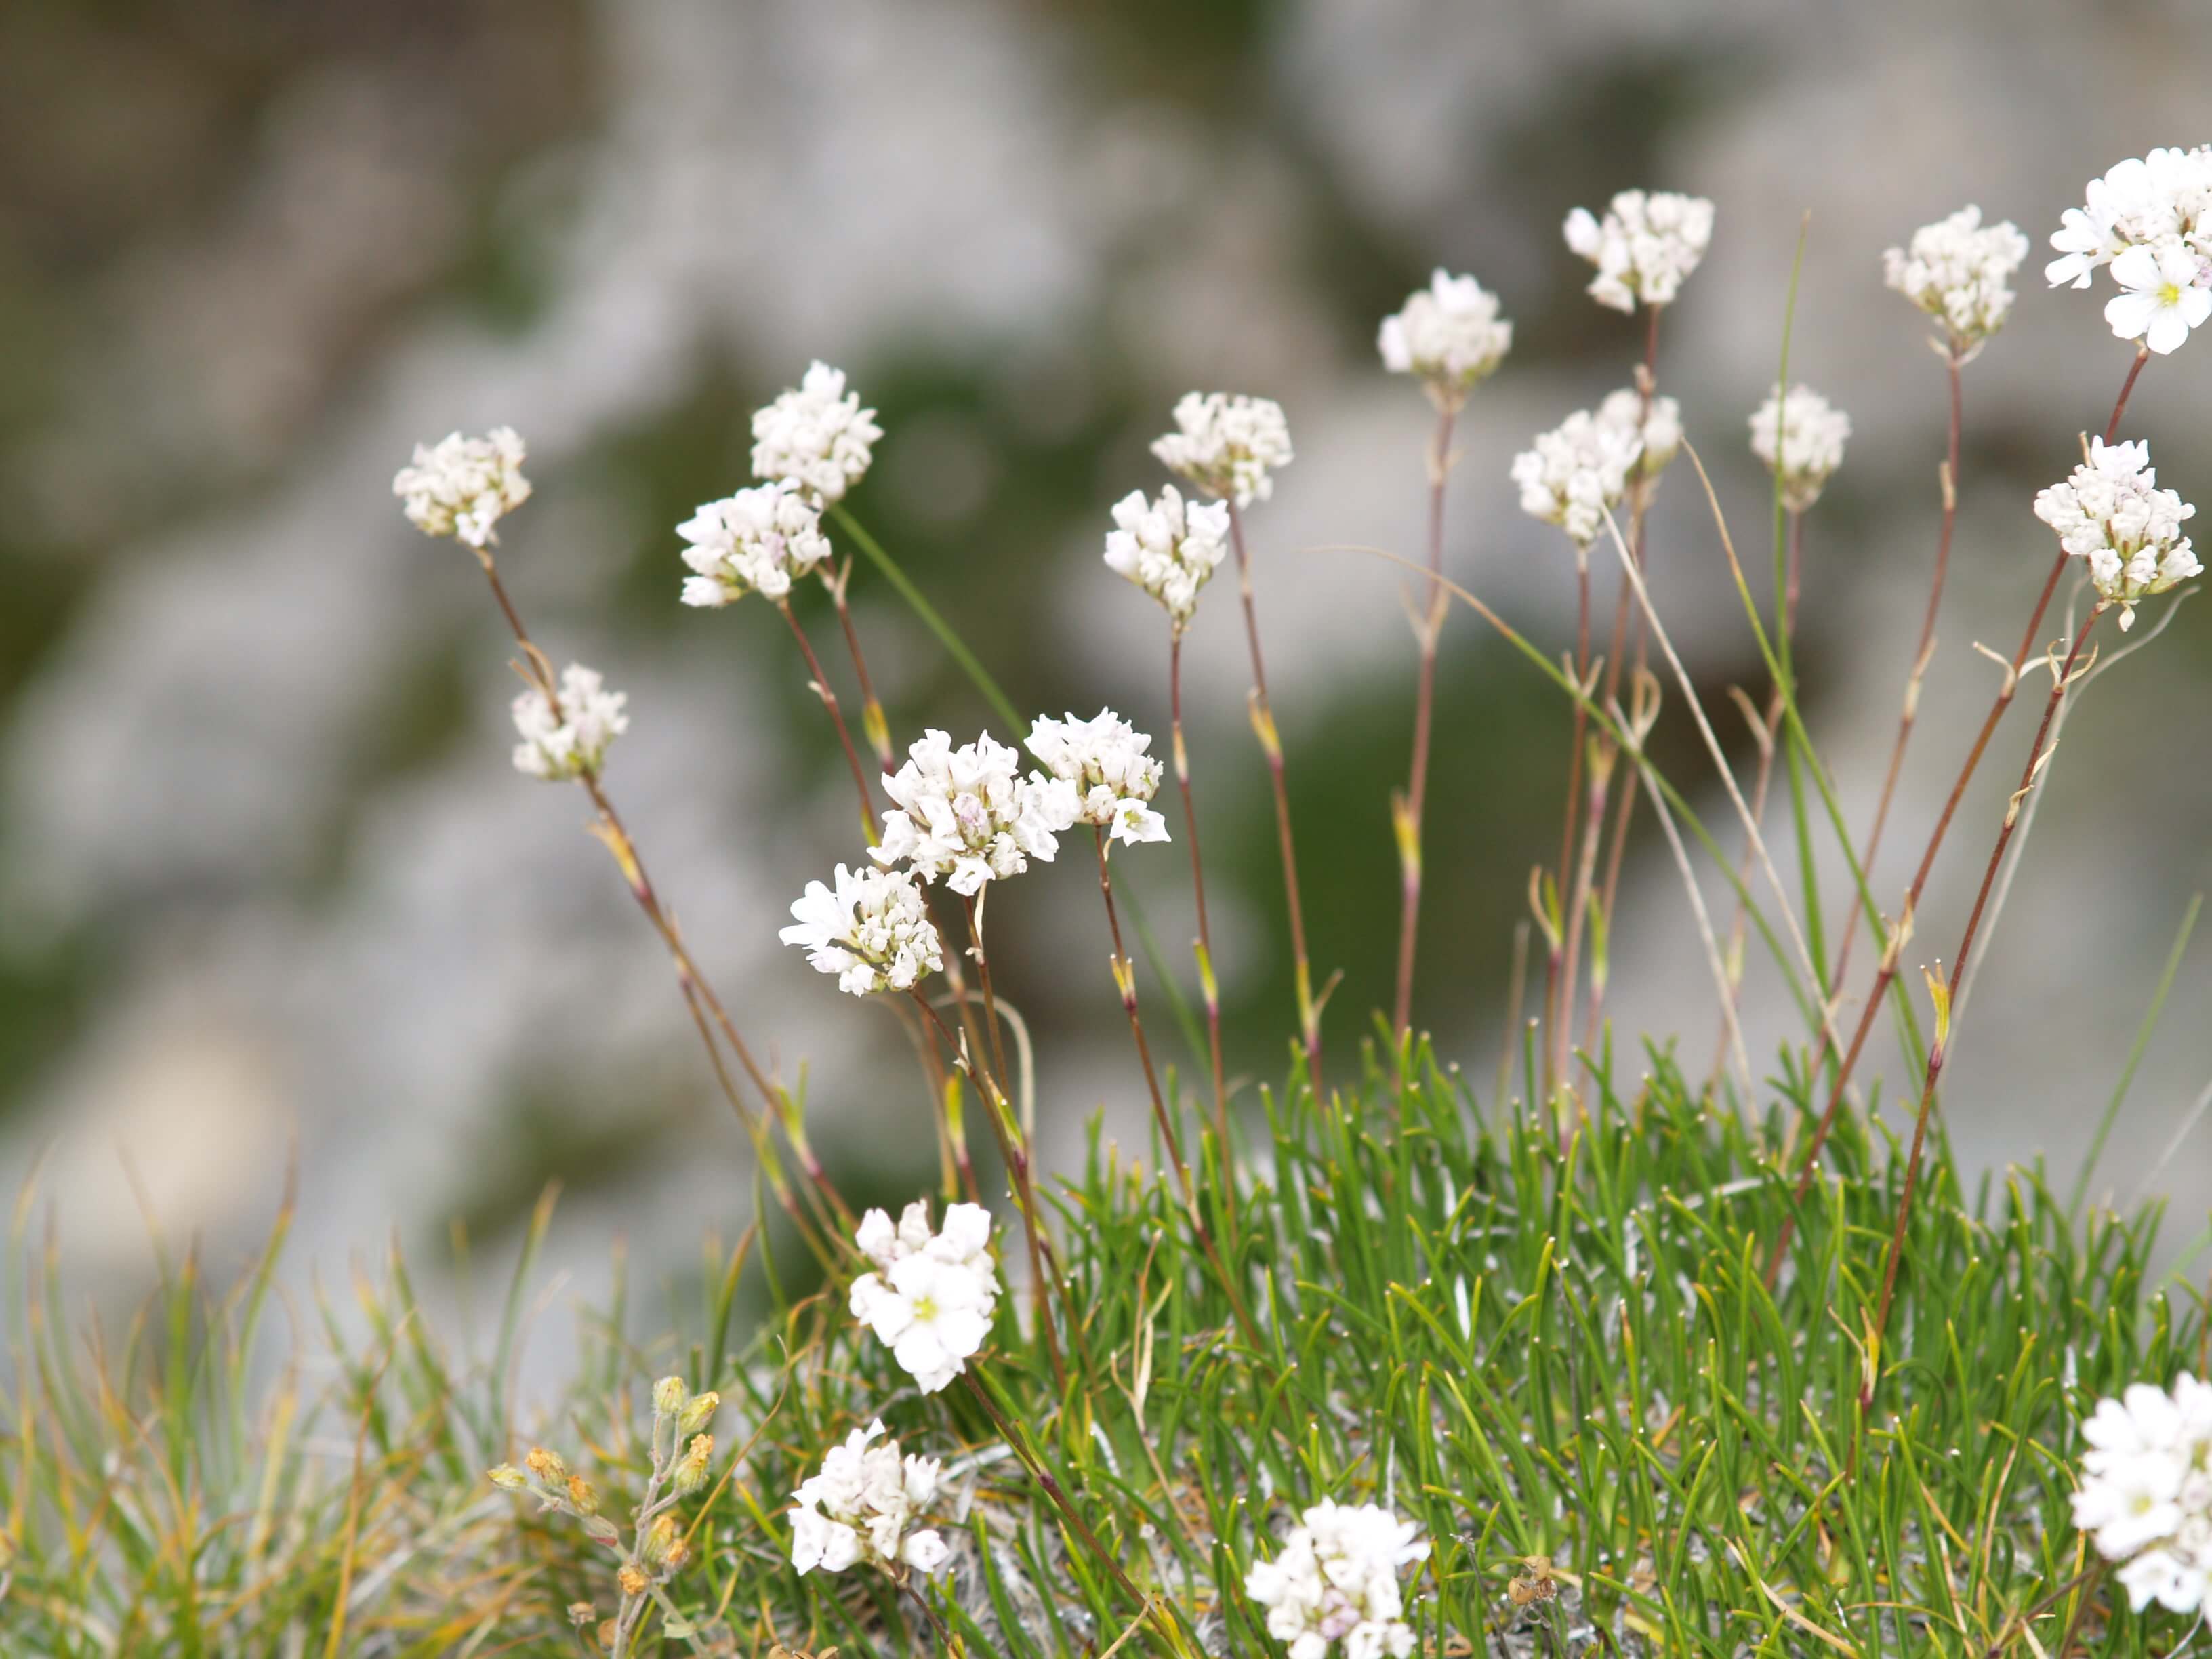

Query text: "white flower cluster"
[510, 664, 629, 781]
[2072, 1374, 2212, 1614]
[849, 1200, 1001, 1394]
[1152, 392, 1294, 509]
[872, 729, 1079, 897]
[1882, 205, 2028, 352]
[1597, 387, 1681, 486]
[1748, 384, 1852, 512]
[1245, 1500, 1427, 1659]
[2048, 148, 2212, 354]
[393, 427, 532, 548]
[1563, 190, 1716, 313]
[1511, 406, 1643, 548]
[751, 361, 883, 503]
[1026, 710, 1170, 847]
[1104, 485, 1230, 629]
[1378, 269, 1513, 409]
[676, 479, 832, 607]
[790, 1418, 951, 1579]
[779, 863, 943, 996]
[2032, 437, 2200, 631]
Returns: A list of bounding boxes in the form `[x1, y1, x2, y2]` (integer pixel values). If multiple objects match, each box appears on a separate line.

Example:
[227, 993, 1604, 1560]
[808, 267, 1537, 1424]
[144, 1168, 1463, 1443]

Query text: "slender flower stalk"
[1088, 830, 1263, 1349]
[1392, 407, 1457, 1041]
[1225, 500, 1324, 1088]
[1767, 344, 2154, 1286]
[822, 560, 896, 769]
[1168, 631, 1228, 1149]
[775, 597, 878, 842]
[1866, 607, 2102, 1384]
[1830, 346, 1963, 994]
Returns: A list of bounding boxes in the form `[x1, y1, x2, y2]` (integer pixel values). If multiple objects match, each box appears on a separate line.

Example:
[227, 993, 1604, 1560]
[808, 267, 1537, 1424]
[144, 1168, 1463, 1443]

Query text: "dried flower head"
[393, 427, 532, 548]
[1151, 392, 1294, 508]
[791, 1418, 950, 1579]
[510, 664, 629, 781]
[2047, 148, 2212, 354]
[1510, 409, 1643, 548]
[2032, 436, 2200, 630]
[780, 863, 944, 996]
[1563, 190, 1716, 313]
[751, 361, 882, 504]
[872, 729, 1080, 897]
[848, 1199, 1000, 1394]
[1378, 269, 1513, 409]
[1104, 485, 1230, 630]
[2072, 1373, 2212, 1614]
[1748, 384, 1852, 512]
[1025, 710, 1170, 847]
[677, 479, 832, 607]
[1883, 205, 2029, 354]
[1597, 387, 1681, 487]
[1244, 1500, 1427, 1659]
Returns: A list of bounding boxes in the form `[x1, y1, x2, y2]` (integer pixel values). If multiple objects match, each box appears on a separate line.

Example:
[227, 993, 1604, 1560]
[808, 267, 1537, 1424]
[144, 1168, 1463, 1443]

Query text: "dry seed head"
[617, 1565, 649, 1598]
[565, 1602, 596, 1628]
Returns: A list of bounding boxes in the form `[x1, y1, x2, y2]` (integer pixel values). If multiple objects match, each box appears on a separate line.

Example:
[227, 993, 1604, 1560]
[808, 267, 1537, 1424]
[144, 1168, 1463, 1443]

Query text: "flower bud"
[524, 1446, 569, 1486]
[617, 1565, 649, 1598]
[676, 1390, 720, 1436]
[653, 1376, 689, 1419]
[674, 1433, 714, 1496]
[487, 1464, 529, 1492]
[641, 1513, 682, 1570]
[583, 1515, 621, 1547]
[567, 1475, 600, 1517]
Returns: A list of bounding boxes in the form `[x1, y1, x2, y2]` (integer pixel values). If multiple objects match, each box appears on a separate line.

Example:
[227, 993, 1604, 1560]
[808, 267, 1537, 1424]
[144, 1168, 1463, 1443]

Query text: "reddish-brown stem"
[1092, 832, 1263, 1350]
[1766, 344, 2148, 1286]
[1866, 609, 2100, 1380]
[1582, 302, 1664, 1044]
[1393, 407, 1456, 1040]
[1225, 501, 1322, 1088]
[1170, 631, 1229, 1159]
[1552, 555, 1594, 1090]
[777, 598, 878, 843]
[823, 563, 895, 769]
[1832, 346, 1964, 993]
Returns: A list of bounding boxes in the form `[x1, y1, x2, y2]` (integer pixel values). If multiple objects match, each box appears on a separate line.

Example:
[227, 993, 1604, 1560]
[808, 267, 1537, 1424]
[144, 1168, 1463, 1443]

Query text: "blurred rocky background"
[5, 0, 2212, 1316]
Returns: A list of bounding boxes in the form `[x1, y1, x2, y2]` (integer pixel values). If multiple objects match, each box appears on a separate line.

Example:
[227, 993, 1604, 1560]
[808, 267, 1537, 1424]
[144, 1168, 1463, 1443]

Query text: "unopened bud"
[641, 1513, 681, 1569]
[676, 1391, 720, 1436]
[617, 1565, 649, 1599]
[652, 1376, 689, 1419]
[674, 1433, 714, 1496]
[487, 1464, 529, 1492]
[583, 1515, 621, 1547]
[567, 1475, 600, 1517]
[524, 1446, 569, 1486]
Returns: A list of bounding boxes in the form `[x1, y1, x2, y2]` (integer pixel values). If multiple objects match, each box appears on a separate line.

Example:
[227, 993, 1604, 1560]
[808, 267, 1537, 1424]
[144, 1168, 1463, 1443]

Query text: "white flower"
[2106, 239, 2212, 356]
[1378, 270, 1512, 409]
[872, 729, 1080, 896]
[779, 864, 943, 996]
[676, 478, 832, 607]
[2072, 1374, 2212, 1614]
[750, 361, 883, 504]
[1104, 485, 1230, 629]
[2047, 148, 2212, 291]
[510, 664, 629, 781]
[1596, 387, 1681, 487]
[1245, 1500, 1425, 1659]
[1883, 205, 2029, 352]
[1562, 190, 1715, 313]
[1151, 392, 1293, 508]
[1026, 710, 1170, 848]
[1748, 384, 1851, 512]
[848, 1200, 1000, 1393]
[790, 1418, 950, 1578]
[2032, 437, 2200, 630]
[1510, 408, 1642, 548]
[393, 427, 532, 548]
